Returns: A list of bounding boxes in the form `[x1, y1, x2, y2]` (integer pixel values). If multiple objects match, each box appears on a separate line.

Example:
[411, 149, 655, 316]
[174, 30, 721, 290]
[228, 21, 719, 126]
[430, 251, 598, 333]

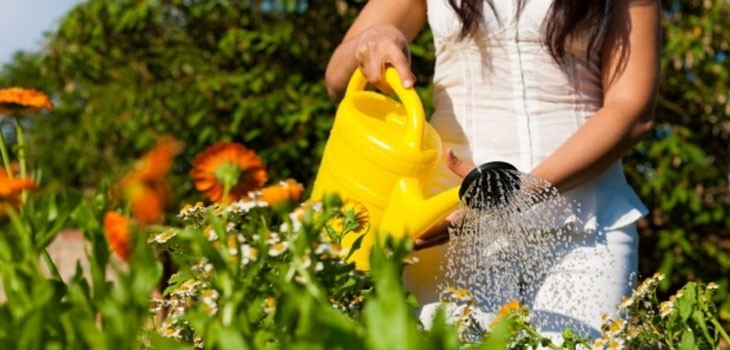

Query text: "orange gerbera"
[123, 181, 168, 225]
[259, 178, 304, 208]
[126, 136, 183, 182]
[0, 170, 36, 217]
[191, 142, 267, 203]
[0, 176, 36, 197]
[0, 87, 53, 115]
[489, 300, 524, 329]
[103, 211, 132, 262]
[114, 137, 182, 225]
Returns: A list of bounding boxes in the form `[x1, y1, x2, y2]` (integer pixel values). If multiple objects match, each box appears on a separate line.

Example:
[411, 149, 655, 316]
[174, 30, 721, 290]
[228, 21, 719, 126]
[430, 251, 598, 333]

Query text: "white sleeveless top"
[424, 0, 648, 232]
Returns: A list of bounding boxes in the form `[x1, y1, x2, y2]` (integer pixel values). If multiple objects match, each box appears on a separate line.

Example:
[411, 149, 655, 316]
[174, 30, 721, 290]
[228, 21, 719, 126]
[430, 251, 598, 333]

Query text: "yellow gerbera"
[190, 142, 267, 203]
[327, 198, 370, 235]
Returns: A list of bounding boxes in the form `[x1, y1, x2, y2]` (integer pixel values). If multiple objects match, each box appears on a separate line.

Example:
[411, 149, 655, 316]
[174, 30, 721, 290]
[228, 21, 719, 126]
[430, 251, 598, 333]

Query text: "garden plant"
[1, 87, 728, 348]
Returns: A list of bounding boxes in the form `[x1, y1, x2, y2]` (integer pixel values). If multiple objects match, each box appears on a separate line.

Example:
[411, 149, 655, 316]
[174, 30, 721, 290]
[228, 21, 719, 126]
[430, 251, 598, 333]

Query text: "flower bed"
[1, 87, 728, 349]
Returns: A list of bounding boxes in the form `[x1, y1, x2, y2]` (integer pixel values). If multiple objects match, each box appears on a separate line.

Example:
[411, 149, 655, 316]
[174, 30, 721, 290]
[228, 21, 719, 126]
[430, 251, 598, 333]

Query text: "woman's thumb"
[445, 149, 475, 178]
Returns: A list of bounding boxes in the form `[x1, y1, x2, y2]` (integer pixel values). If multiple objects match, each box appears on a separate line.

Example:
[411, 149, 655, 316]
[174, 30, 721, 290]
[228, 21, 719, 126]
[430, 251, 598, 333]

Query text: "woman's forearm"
[530, 103, 655, 193]
[325, 38, 363, 101]
[531, 0, 661, 193]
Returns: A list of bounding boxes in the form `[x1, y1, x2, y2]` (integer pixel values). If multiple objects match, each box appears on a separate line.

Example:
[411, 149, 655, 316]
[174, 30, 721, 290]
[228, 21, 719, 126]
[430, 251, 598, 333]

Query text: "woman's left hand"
[413, 149, 475, 250]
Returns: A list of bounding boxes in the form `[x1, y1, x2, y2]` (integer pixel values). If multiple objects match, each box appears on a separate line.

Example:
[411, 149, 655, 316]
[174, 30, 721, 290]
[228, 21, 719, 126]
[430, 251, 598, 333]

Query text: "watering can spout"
[380, 178, 461, 241]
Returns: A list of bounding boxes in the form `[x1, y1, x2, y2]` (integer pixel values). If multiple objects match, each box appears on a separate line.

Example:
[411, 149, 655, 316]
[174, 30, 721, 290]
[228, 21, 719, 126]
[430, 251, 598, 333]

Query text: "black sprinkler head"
[459, 161, 521, 209]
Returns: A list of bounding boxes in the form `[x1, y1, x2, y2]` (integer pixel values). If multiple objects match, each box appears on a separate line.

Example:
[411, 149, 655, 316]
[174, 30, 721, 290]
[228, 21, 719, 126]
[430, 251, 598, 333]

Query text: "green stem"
[0, 129, 12, 176]
[223, 182, 232, 206]
[711, 317, 730, 346]
[14, 120, 30, 203]
[215, 162, 241, 206]
[42, 248, 64, 282]
[14, 120, 27, 178]
[520, 321, 561, 349]
[2, 203, 63, 282]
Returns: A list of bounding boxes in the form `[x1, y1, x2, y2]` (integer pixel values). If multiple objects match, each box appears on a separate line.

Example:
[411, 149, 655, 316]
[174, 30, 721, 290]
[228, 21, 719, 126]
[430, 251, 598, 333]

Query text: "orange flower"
[0, 170, 36, 217]
[0, 87, 53, 115]
[103, 211, 132, 262]
[191, 142, 267, 203]
[114, 137, 181, 225]
[127, 136, 183, 182]
[496, 300, 523, 318]
[259, 178, 304, 208]
[489, 300, 524, 328]
[0, 176, 36, 197]
[124, 181, 168, 225]
[0, 166, 36, 191]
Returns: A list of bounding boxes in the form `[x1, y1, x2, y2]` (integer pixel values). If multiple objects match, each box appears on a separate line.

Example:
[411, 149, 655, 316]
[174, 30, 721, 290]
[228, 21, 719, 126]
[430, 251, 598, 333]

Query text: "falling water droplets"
[441, 167, 585, 331]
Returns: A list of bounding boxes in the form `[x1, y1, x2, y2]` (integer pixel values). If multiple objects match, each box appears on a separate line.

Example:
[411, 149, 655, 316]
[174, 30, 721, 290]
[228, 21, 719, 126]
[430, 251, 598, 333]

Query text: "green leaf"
[678, 328, 696, 350]
[480, 315, 518, 349]
[363, 236, 422, 350]
[344, 233, 365, 261]
[677, 283, 698, 322]
[217, 326, 248, 350]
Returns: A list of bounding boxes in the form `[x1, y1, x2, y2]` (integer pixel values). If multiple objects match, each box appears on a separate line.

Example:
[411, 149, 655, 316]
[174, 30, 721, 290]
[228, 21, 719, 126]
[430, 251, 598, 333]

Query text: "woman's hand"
[353, 24, 416, 93]
[443, 148, 475, 178]
[324, 0, 427, 101]
[413, 149, 475, 250]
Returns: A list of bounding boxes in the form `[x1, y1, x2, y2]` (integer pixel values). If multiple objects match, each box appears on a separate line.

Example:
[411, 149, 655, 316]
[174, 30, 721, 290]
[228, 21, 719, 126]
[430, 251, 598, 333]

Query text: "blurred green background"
[1, 0, 728, 327]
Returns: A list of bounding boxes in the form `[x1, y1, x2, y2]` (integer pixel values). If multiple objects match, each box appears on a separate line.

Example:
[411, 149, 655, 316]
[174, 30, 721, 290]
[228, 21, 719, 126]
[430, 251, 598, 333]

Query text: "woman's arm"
[324, 0, 427, 101]
[530, 0, 661, 192]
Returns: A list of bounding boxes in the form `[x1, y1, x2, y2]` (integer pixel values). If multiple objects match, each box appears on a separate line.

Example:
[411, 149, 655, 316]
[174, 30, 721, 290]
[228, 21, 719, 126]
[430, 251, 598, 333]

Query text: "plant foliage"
[0, 0, 728, 332]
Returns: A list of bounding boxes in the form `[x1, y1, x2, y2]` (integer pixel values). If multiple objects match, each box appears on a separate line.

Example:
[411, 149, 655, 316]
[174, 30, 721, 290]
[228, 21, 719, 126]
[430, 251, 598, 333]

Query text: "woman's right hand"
[352, 24, 416, 93]
[324, 0, 427, 100]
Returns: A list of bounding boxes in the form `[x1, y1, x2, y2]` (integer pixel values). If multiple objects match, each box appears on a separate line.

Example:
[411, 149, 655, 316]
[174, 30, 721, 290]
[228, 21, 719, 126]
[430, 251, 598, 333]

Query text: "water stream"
[440, 167, 584, 329]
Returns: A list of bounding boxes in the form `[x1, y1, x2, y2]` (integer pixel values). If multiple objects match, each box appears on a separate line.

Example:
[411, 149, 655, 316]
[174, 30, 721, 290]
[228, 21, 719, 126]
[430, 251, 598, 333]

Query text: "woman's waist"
[431, 86, 601, 115]
[429, 110, 586, 169]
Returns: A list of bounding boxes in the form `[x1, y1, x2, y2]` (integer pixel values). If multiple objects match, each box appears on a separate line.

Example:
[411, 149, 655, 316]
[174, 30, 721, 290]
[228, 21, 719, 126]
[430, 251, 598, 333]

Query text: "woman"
[325, 0, 660, 340]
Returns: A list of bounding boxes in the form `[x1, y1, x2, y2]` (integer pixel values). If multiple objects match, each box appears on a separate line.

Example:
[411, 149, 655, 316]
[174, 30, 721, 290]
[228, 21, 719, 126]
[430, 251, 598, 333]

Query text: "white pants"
[405, 223, 639, 340]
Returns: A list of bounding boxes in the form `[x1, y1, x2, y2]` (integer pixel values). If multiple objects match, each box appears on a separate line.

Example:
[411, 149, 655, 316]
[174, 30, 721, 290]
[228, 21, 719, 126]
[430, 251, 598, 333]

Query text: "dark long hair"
[447, 0, 611, 64]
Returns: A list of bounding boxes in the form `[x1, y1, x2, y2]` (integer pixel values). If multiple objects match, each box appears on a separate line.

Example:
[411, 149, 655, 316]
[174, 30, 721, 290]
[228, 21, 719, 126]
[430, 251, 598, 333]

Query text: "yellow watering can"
[310, 67, 462, 270]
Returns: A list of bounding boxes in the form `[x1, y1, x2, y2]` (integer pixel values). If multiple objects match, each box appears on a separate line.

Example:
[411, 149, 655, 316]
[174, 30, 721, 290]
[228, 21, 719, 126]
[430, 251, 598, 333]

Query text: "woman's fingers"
[388, 58, 416, 89]
[413, 232, 449, 251]
[413, 219, 451, 250]
[388, 44, 415, 88]
[353, 25, 415, 91]
[445, 149, 476, 178]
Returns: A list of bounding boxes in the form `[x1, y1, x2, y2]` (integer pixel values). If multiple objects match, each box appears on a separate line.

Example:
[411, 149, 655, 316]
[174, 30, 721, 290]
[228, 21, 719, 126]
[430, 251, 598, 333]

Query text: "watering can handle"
[345, 68, 426, 150]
